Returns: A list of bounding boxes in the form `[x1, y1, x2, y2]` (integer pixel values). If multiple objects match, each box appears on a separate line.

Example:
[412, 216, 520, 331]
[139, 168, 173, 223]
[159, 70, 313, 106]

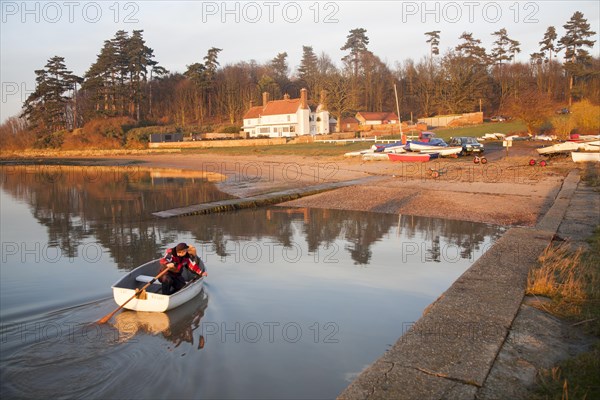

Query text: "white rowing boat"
[111, 258, 205, 312]
[362, 153, 391, 160]
[571, 152, 600, 163]
[537, 140, 600, 156]
[420, 146, 462, 157]
[537, 141, 581, 155]
[344, 149, 373, 157]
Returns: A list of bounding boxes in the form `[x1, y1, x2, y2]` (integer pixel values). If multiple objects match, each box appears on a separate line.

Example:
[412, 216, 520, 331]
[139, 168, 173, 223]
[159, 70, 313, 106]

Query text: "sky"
[1, 0, 599, 123]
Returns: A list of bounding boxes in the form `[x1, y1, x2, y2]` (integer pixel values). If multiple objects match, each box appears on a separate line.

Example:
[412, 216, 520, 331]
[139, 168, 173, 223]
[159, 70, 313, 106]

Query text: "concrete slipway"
[338, 170, 598, 399]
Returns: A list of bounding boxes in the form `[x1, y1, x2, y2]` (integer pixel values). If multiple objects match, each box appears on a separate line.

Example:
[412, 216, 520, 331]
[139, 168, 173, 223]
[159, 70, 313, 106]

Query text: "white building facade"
[243, 89, 329, 137]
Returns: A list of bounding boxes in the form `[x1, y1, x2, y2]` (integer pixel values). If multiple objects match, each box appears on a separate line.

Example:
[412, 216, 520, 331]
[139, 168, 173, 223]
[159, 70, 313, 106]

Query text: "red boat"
[388, 153, 431, 162]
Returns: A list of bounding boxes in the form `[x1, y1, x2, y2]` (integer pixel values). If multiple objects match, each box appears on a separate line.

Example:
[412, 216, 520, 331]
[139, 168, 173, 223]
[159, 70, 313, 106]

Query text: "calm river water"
[0, 165, 506, 399]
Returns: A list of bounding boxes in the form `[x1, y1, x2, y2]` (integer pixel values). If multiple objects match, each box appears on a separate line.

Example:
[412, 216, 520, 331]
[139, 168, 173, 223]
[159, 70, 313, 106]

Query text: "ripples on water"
[2, 292, 209, 399]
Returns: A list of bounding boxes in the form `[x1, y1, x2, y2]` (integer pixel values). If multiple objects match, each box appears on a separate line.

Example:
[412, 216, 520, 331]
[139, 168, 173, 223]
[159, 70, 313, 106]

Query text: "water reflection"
[171, 208, 499, 266]
[113, 289, 208, 349]
[1, 165, 501, 270]
[0, 165, 233, 267]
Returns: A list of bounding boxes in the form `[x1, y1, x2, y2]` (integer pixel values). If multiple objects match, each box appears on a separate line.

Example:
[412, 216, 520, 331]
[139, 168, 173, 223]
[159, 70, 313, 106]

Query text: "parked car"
[490, 115, 506, 122]
[419, 131, 436, 142]
[449, 137, 484, 156]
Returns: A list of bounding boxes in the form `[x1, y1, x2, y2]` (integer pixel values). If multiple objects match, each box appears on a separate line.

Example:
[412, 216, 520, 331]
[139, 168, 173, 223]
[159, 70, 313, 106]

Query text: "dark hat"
[175, 243, 189, 252]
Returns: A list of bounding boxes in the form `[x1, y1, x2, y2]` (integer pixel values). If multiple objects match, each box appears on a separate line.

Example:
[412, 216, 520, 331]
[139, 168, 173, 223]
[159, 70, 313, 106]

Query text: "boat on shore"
[344, 149, 373, 157]
[373, 141, 405, 153]
[537, 139, 600, 156]
[344, 142, 407, 157]
[111, 258, 205, 312]
[362, 153, 390, 161]
[420, 146, 462, 157]
[388, 152, 432, 162]
[405, 138, 448, 152]
[571, 152, 600, 163]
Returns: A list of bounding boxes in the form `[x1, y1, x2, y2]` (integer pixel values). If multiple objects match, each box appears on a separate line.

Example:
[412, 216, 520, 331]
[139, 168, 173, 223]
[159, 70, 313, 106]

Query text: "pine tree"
[539, 26, 558, 62]
[184, 62, 207, 125]
[127, 30, 155, 120]
[341, 28, 370, 76]
[83, 40, 118, 114]
[22, 56, 77, 145]
[204, 47, 222, 118]
[425, 31, 441, 57]
[270, 52, 289, 92]
[298, 46, 318, 80]
[204, 47, 222, 77]
[111, 30, 131, 114]
[81, 30, 162, 121]
[298, 46, 319, 101]
[455, 32, 489, 65]
[558, 11, 596, 105]
[534, 26, 560, 97]
[491, 28, 521, 64]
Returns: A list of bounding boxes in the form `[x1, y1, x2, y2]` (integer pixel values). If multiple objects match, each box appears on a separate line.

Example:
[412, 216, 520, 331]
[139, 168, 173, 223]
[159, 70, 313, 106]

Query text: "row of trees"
[7, 11, 598, 147]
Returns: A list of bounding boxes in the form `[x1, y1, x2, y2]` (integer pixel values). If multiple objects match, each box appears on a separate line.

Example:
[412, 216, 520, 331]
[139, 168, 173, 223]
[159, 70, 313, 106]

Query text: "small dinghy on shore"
[571, 152, 600, 163]
[388, 152, 433, 162]
[111, 258, 205, 313]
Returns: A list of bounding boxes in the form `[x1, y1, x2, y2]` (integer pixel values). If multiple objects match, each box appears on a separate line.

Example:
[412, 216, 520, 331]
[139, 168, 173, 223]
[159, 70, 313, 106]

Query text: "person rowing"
[159, 242, 207, 295]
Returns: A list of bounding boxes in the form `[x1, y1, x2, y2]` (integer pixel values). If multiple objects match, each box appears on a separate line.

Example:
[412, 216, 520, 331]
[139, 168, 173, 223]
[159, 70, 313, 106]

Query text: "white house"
[243, 88, 330, 137]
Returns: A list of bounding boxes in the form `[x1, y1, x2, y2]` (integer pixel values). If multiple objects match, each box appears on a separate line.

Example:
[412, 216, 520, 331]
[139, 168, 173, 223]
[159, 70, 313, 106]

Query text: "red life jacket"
[159, 247, 202, 277]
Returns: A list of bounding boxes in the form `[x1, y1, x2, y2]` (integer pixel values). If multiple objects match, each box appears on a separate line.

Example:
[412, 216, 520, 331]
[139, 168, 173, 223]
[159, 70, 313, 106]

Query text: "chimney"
[300, 88, 308, 109]
[249, 99, 254, 108]
[262, 92, 269, 107]
[283, 93, 290, 100]
[319, 90, 327, 110]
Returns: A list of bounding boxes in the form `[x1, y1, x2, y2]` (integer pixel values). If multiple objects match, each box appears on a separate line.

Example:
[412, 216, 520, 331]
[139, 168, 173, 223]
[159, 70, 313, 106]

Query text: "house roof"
[243, 99, 303, 119]
[356, 112, 399, 121]
[262, 99, 301, 116]
[341, 117, 359, 124]
[243, 106, 263, 119]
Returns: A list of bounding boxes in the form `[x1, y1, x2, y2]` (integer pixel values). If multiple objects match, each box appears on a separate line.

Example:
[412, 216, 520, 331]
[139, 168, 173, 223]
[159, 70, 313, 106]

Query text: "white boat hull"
[571, 152, 600, 162]
[382, 146, 406, 153]
[420, 146, 462, 156]
[362, 153, 390, 160]
[111, 259, 204, 312]
[344, 149, 373, 157]
[537, 140, 600, 155]
[407, 143, 446, 152]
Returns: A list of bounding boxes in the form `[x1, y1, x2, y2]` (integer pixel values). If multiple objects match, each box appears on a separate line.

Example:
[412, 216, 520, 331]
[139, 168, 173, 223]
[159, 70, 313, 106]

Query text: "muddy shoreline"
[0, 144, 574, 226]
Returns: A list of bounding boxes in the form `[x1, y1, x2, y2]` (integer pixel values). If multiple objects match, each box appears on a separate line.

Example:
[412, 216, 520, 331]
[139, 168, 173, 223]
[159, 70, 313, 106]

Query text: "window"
[287, 115, 291, 121]
[260, 127, 270, 134]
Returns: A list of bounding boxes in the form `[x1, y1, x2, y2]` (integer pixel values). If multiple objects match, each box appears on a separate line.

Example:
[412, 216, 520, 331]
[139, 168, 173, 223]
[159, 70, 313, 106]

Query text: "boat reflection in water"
[113, 289, 208, 349]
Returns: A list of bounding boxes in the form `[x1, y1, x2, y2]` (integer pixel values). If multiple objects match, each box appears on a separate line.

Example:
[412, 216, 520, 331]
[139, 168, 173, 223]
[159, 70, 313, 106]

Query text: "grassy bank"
[527, 167, 600, 400]
[432, 121, 527, 141]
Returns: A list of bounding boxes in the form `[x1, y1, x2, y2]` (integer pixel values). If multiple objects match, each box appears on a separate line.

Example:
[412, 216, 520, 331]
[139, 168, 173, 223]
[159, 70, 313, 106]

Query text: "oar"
[97, 268, 170, 324]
